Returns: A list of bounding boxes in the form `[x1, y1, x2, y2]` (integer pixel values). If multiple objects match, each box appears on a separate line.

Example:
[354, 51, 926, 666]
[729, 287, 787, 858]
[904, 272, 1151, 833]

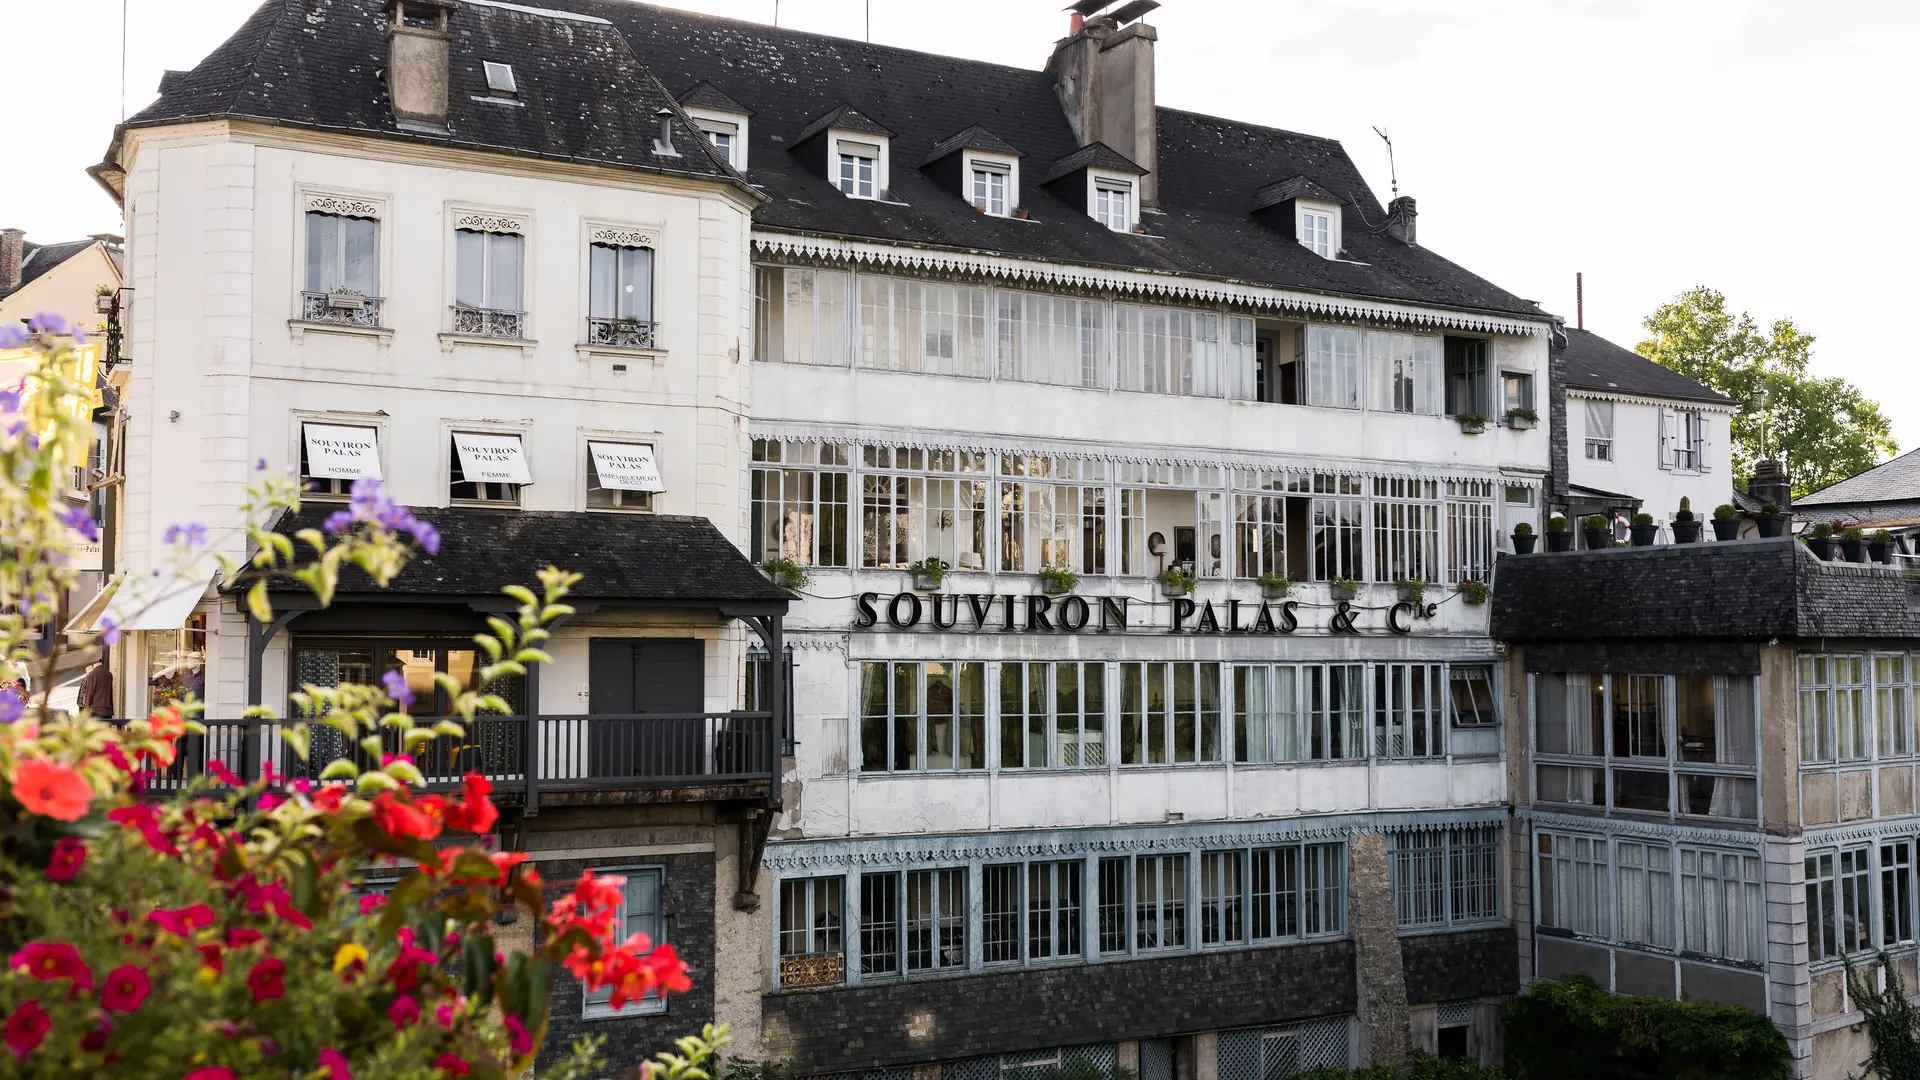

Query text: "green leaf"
[403, 728, 439, 750]
[246, 580, 274, 623]
[359, 735, 384, 759]
[502, 584, 538, 607]
[379, 872, 437, 940]
[461, 930, 499, 1003]
[355, 771, 399, 795]
[280, 722, 311, 762]
[432, 720, 467, 738]
[385, 759, 424, 786]
[318, 758, 360, 780]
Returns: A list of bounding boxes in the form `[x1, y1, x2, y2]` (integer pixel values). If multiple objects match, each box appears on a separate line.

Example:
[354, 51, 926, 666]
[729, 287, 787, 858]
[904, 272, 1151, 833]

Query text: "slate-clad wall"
[1402, 927, 1521, 1005]
[538, 851, 718, 1073]
[1523, 641, 1762, 676]
[761, 940, 1356, 1071]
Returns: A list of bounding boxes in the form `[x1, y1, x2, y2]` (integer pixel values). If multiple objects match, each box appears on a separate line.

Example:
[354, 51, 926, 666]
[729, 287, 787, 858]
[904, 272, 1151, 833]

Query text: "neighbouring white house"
[1559, 327, 1735, 541]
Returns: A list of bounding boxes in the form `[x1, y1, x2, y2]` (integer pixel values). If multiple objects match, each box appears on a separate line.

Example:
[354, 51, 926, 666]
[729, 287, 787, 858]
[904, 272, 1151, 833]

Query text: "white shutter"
[1657, 409, 1676, 470]
[1698, 417, 1711, 474]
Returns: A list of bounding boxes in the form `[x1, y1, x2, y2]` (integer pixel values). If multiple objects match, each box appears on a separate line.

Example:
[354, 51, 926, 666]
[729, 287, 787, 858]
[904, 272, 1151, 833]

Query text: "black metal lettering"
[1195, 600, 1220, 633]
[1002, 592, 1017, 630]
[1170, 597, 1196, 633]
[1251, 603, 1277, 633]
[931, 593, 958, 629]
[1026, 594, 1054, 631]
[1059, 595, 1090, 630]
[853, 592, 879, 629]
[1329, 601, 1360, 635]
[965, 593, 994, 628]
[1387, 602, 1412, 635]
[1279, 600, 1299, 633]
[887, 592, 923, 629]
[1226, 598, 1243, 632]
[1100, 595, 1128, 631]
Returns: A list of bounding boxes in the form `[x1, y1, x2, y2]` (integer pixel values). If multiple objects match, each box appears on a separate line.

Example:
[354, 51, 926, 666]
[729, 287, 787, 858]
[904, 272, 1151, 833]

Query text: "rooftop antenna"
[866, 0, 870, 41]
[772, 0, 778, 27]
[1371, 126, 1397, 198]
[1576, 272, 1584, 330]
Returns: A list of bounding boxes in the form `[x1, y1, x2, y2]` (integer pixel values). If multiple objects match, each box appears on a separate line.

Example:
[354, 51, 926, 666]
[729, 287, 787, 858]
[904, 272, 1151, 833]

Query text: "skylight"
[483, 62, 517, 95]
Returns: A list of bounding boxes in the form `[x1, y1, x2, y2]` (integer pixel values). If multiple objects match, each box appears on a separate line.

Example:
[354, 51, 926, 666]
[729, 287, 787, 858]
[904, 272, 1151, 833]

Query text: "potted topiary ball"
[1629, 512, 1659, 547]
[1583, 514, 1611, 551]
[1545, 515, 1574, 552]
[1511, 520, 1537, 554]
[1806, 521, 1835, 560]
[1671, 498, 1701, 544]
[1839, 525, 1867, 563]
[1757, 503, 1787, 538]
[1711, 503, 1740, 542]
[1870, 529, 1895, 564]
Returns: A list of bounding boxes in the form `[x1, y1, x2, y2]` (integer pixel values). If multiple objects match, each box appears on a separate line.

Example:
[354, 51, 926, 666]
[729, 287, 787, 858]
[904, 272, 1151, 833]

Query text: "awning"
[588, 441, 665, 492]
[303, 423, 381, 480]
[65, 566, 215, 633]
[452, 432, 533, 486]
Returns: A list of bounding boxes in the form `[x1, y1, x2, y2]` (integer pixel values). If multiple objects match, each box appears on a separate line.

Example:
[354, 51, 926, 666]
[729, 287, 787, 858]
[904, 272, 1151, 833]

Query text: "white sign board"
[303, 423, 382, 480]
[587, 442, 665, 492]
[452, 431, 533, 485]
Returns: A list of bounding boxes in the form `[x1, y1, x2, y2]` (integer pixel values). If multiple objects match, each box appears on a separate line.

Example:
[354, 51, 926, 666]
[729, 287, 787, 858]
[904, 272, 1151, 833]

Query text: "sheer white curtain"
[1710, 676, 1758, 817]
[1536, 673, 1596, 804]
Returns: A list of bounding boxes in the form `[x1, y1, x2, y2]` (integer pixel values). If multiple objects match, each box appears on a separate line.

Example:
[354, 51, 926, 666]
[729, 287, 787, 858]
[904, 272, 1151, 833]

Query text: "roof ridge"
[595, 15, 744, 181]
[1156, 103, 1343, 147]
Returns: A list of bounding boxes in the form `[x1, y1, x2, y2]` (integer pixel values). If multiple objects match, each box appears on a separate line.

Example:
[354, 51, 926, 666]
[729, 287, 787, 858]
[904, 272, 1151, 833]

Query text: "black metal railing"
[584, 316, 658, 350]
[301, 291, 386, 327]
[122, 711, 775, 799]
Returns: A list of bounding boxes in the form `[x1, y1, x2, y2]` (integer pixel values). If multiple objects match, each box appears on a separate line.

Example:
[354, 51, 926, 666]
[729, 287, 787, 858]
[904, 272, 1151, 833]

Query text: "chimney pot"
[386, 0, 454, 130]
[1386, 196, 1417, 244]
[1048, 16, 1157, 203]
[0, 228, 23, 293]
[1749, 460, 1792, 510]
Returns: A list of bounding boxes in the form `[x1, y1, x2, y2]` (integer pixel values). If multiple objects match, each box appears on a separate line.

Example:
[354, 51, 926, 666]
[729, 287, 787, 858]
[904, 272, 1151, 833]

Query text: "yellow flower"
[333, 942, 368, 972]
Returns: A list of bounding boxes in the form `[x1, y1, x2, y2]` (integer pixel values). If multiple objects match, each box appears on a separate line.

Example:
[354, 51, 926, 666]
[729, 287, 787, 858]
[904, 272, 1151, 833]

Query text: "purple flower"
[0, 387, 19, 414]
[410, 520, 440, 555]
[97, 615, 121, 646]
[71, 328, 88, 346]
[25, 313, 70, 337]
[0, 325, 25, 349]
[255, 457, 268, 472]
[59, 504, 99, 542]
[162, 522, 208, 548]
[322, 510, 353, 533]
[349, 476, 386, 516]
[381, 669, 414, 709]
[0, 688, 22, 724]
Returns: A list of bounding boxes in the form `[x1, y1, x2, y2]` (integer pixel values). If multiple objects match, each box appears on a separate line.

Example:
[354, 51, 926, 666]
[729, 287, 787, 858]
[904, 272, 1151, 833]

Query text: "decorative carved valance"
[589, 224, 658, 248]
[304, 193, 382, 218]
[452, 210, 528, 234]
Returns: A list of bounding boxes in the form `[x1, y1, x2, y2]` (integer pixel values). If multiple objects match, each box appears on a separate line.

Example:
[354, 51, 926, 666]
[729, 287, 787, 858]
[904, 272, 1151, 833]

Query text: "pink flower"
[12, 760, 93, 820]
[101, 964, 150, 1012]
[504, 1013, 533, 1055]
[184, 1069, 237, 1080]
[434, 1053, 471, 1076]
[247, 957, 286, 1001]
[226, 928, 264, 949]
[10, 942, 93, 989]
[147, 903, 215, 936]
[80, 1015, 111, 1051]
[317, 1048, 352, 1080]
[45, 837, 86, 881]
[358, 894, 387, 916]
[4, 1001, 50, 1060]
[386, 945, 437, 992]
[388, 994, 420, 1030]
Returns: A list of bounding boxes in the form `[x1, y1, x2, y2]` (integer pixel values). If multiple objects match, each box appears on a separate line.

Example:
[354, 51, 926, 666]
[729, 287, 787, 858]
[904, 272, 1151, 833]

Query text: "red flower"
[110, 804, 179, 855]
[434, 1053, 472, 1076]
[207, 760, 241, 787]
[226, 928, 264, 949]
[247, 956, 286, 1002]
[10, 942, 94, 989]
[147, 903, 215, 935]
[371, 791, 443, 841]
[311, 783, 347, 813]
[317, 1048, 352, 1080]
[443, 772, 498, 834]
[504, 1013, 533, 1055]
[196, 943, 224, 973]
[184, 1069, 236, 1080]
[12, 759, 93, 821]
[386, 945, 438, 992]
[147, 707, 186, 740]
[4, 1001, 50, 1060]
[358, 893, 387, 916]
[101, 964, 150, 1013]
[80, 1016, 111, 1051]
[388, 994, 420, 1030]
[45, 837, 86, 881]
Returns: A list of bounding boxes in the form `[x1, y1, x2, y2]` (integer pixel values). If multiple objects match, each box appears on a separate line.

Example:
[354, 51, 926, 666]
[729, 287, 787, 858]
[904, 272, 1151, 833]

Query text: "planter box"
[1583, 527, 1611, 551]
[1757, 515, 1787, 538]
[1511, 533, 1538, 554]
[1507, 415, 1536, 430]
[1329, 583, 1358, 601]
[1261, 585, 1292, 601]
[1629, 523, 1659, 547]
[1458, 418, 1488, 435]
[1840, 539, 1867, 563]
[913, 571, 947, 591]
[1159, 580, 1192, 598]
[1545, 531, 1574, 553]
[1807, 537, 1835, 560]
[1671, 520, 1701, 544]
[1396, 584, 1428, 603]
[1870, 540, 1893, 564]
[1711, 518, 1740, 541]
[326, 292, 367, 310]
[1040, 578, 1072, 596]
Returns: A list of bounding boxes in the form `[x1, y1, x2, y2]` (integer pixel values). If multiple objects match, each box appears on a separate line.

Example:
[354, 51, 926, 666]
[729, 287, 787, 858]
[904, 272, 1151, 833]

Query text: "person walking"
[80, 656, 114, 718]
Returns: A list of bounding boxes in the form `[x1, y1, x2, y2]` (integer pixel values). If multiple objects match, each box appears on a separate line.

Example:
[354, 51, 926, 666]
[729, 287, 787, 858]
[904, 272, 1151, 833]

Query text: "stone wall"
[1401, 927, 1520, 1004]
[1348, 832, 1411, 1069]
[760, 939, 1356, 1072]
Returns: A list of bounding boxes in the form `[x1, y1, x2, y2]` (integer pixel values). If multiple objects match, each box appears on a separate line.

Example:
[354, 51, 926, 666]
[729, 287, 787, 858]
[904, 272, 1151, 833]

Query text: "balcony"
[450, 305, 526, 339]
[300, 291, 385, 328]
[132, 711, 779, 808]
[585, 316, 658, 350]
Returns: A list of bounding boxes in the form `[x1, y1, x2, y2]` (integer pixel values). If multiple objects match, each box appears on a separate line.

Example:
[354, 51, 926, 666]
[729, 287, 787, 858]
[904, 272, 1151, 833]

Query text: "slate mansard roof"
[1561, 328, 1732, 407]
[112, 0, 1550, 323]
[1796, 447, 1920, 508]
[105, 0, 743, 192]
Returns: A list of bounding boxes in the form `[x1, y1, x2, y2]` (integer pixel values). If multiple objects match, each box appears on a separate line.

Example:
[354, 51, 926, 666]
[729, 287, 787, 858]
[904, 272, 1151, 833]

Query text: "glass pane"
[306, 212, 338, 293]
[487, 233, 523, 310]
[343, 217, 379, 294]
[589, 244, 615, 319]
[454, 229, 485, 308]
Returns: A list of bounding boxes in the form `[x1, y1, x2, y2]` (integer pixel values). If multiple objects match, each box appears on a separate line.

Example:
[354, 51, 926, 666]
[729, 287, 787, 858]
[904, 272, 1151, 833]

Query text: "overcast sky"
[7, 0, 1916, 451]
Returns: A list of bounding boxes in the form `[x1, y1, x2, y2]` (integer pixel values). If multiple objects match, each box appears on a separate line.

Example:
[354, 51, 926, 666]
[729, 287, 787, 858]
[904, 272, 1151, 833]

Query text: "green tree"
[1636, 286, 1897, 497]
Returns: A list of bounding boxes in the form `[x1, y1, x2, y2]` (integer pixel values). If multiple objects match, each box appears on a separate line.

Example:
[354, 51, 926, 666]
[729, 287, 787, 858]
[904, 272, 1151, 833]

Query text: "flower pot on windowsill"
[1040, 577, 1073, 597]
[326, 292, 367, 310]
[1629, 523, 1659, 547]
[1840, 539, 1867, 563]
[1711, 518, 1740, 542]
[1511, 532, 1538, 554]
[1583, 527, 1610, 551]
[1807, 536, 1835, 560]
[1506, 412, 1537, 431]
[1456, 415, 1489, 435]
[1329, 581, 1358, 601]
[913, 571, 947, 591]
[1159, 580, 1191, 598]
[1545, 531, 1574, 553]
[1757, 514, 1787, 538]
[1395, 582, 1428, 604]
[1671, 519, 1702, 544]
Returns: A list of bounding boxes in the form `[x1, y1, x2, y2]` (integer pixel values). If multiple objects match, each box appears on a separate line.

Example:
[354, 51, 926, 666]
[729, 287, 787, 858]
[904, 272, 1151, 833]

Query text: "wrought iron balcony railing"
[585, 316, 658, 350]
[300, 291, 385, 328]
[450, 305, 526, 339]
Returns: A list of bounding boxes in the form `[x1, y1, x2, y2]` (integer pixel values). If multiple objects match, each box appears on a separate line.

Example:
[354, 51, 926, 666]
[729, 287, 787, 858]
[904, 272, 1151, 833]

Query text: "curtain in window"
[305, 213, 379, 295]
[1584, 400, 1613, 441]
[1711, 676, 1758, 817]
[589, 244, 653, 321]
[455, 230, 523, 311]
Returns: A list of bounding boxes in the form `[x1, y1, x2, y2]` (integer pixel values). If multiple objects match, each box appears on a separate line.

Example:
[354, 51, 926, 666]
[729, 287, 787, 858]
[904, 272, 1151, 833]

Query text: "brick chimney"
[1385, 197, 1417, 244]
[1047, 15, 1159, 204]
[1749, 460, 1791, 509]
[386, 0, 455, 130]
[0, 228, 23, 292]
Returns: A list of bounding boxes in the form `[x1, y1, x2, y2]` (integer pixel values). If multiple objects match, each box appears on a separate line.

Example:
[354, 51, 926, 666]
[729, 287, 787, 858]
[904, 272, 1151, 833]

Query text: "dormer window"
[677, 83, 753, 172]
[1092, 176, 1133, 232]
[836, 140, 881, 199]
[1297, 201, 1340, 258]
[970, 162, 1008, 215]
[701, 120, 738, 165]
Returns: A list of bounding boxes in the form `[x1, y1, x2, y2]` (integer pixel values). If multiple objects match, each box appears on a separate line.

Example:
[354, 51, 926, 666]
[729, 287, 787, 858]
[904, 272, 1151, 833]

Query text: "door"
[588, 638, 705, 780]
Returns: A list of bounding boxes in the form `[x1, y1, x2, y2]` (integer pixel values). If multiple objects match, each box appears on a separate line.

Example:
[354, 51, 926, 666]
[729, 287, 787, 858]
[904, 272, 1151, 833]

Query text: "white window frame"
[582, 865, 667, 1018]
[1088, 171, 1135, 232]
[1582, 397, 1615, 463]
[446, 205, 532, 343]
[295, 189, 390, 321]
[829, 131, 888, 200]
[579, 429, 662, 513]
[293, 413, 387, 499]
[963, 151, 1018, 217]
[684, 107, 749, 170]
[1295, 199, 1341, 259]
[442, 419, 532, 508]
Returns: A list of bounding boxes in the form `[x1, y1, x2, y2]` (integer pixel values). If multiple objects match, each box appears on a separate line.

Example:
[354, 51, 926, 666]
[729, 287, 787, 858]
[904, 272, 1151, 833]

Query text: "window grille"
[1200, 850, 1246, 945]
[1373, 664, 1445, 758]
[1217, 1017, 1352, 1080]
[1118, 662, 1221, 765]
[905, 868, 967, 972]
[1616, 840, 1674, 948]
[860, 445, 990, 571]
[1027, 861, 1083, 960]
[858, 661, 987, 772]
[859, 872, 899, 976]
[750, 439, 851, 567]
[1886, 841, 1915, 948]
[983, 863, 1021, 963]
[776, 876, 844, 987]
[1097, 857, 1129, 955]
[1392, 827, 1498, 930]
[1133, 854, 1188, 951]
[1536, 832, 1608, 938]
[1680, 847, 1766, 963]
